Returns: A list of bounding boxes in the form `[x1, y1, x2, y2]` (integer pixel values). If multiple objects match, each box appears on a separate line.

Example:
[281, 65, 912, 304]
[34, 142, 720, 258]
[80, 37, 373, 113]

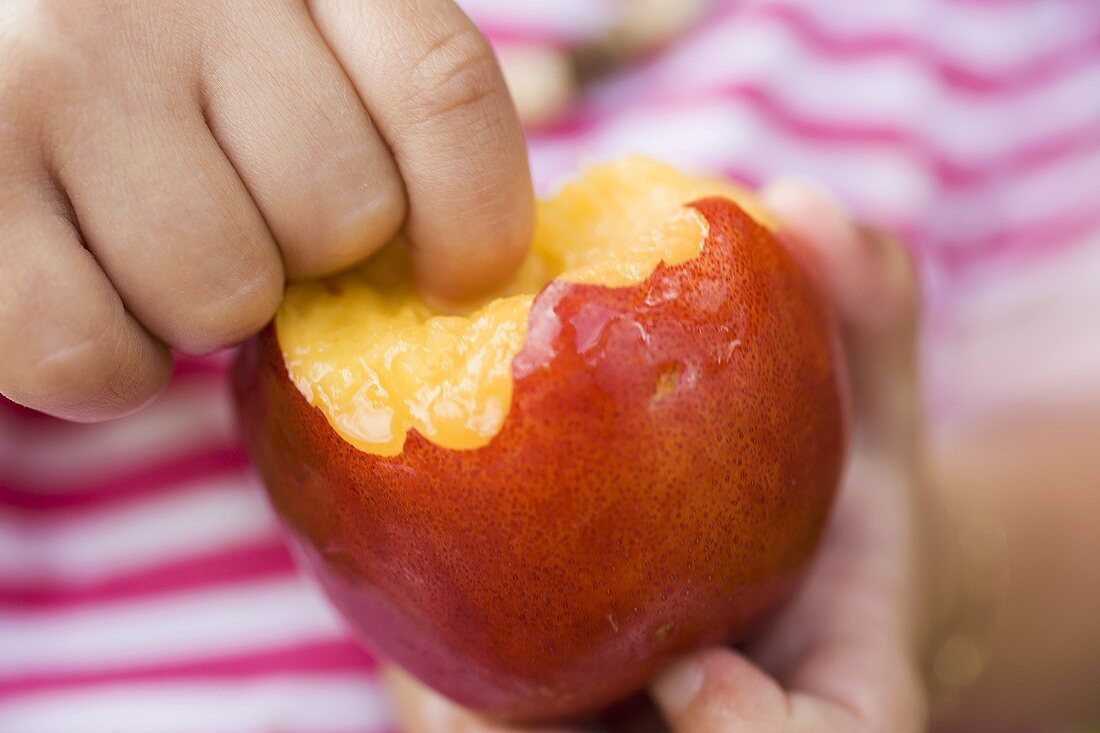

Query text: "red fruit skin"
[234, 198, 847, 723]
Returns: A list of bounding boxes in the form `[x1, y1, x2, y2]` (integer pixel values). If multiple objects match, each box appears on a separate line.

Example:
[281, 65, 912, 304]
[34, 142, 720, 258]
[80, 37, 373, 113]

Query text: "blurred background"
[1, 0, 1098, 731]
[478, 0, 1100, 457]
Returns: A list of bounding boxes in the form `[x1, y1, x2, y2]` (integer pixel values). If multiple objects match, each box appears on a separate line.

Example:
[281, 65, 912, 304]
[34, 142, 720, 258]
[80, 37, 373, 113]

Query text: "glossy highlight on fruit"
[275, 160, 775, 456]
[235, 158, 847, 723]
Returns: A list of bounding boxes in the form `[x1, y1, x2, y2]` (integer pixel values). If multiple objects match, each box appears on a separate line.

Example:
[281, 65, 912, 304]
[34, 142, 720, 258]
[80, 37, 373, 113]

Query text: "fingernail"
[765, 178, 859, 250]
[762, 177, 848, 224]
[651, 658, 704, 714]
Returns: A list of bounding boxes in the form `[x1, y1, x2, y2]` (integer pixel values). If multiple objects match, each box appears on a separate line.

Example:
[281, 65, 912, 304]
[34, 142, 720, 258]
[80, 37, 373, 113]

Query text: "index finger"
[307, 0, 534, 301]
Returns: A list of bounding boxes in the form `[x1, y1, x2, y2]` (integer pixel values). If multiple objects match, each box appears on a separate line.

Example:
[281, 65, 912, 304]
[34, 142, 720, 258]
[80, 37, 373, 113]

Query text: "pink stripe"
[480, 25, 572, 50]
[705, 82, 907, 144]
[0, 356, 231, 424]
[934, 206, 1100, 275]
[531, 85, 904, 145]
[481, 0, 1100, 100]
[0, 444, 250, 510]
[0, 639, 378, 697]
[531, 88, 1100, 193]
[172, 353, 232, 380]
[934, 123, 1100, 188]
[730, 3, 932, 57]
[644, 82, 1100, 156]
[717, 167, 1100, 277]
[718, 166, 765, 190]
[491, 1, 1100, 102]
[715, 2, 1100, 96]
[0, 398, 56, 424]
[940, 34, 1100, 95]
[0, 537, 293, 609]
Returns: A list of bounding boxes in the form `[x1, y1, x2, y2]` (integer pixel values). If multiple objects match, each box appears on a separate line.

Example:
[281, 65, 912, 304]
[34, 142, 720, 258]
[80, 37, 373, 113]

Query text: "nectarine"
[234, 159, 847, 723]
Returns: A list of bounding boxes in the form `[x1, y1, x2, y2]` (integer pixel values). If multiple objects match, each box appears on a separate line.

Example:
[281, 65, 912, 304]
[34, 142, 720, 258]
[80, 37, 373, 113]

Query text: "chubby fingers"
[51, 94, 285, 358]
[0, 180, 171, 420]
[307, 0, 534, 300]
[201, 0, 536, 294]
[206, 0, 534, 294]
[1, 0, 532, 421]
[201, 1, 406, 280]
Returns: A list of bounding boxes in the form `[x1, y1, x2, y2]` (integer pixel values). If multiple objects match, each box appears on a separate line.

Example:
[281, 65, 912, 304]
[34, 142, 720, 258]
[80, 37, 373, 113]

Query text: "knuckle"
[1, 13, 62, 99]
[287, 150, 406, 279]
[402, 28, 503, 127]
[29, 334, 114, 401]
[171, 265, 283, 355]
[147, 189, 283, 353]
[2, 0, 105, 73]
[310, 176, 405, 277]
[363, 172, 407, 236]
[84, 327, 166, 417]
[2, 312, 157, 417]
[0, 1, 129, 132]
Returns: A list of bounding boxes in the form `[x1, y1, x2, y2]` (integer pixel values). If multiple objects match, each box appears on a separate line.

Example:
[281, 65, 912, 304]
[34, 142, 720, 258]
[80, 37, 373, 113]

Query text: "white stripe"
[648, 14, 1100, 159]
[929, 64, 1100, 160]
[929, 234, 1100, 428]
[0, 381, 235, 488]
[0, 474, 275, 584]
[766, 0, 1097, 68]
[657, 14, 935, 125]
[463, 0, 1099, 73]
[533, 96, 1100, 243]
[931, 1, 1098, 69]
[929, 146, 1100, 246]
[0, 577, 345, 675]
[532, 103, 936, 225]
[0, 676, 389, 733]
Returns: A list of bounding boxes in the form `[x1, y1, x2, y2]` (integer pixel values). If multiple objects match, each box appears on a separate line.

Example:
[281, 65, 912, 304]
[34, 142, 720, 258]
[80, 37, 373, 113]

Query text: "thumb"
[649, 648, 788, 732]
[761, 178, 919, 455]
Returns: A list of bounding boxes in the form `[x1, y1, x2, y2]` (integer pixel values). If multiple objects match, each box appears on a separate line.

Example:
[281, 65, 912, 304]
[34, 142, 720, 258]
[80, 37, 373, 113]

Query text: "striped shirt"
[2, 1, 1098, 730]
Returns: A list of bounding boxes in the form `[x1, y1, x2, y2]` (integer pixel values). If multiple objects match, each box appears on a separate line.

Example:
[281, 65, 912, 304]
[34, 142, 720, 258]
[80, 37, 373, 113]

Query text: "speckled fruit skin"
[234, 198, 847, 724]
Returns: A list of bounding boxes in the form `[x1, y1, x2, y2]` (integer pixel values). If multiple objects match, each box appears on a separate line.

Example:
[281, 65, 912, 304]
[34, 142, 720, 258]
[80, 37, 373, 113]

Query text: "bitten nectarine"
[234, 158, 847, 723]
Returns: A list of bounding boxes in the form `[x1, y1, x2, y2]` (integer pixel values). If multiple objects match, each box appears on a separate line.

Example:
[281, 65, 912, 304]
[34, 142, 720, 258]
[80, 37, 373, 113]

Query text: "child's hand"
[0, 0, 533, 420]
[385, 181, 931, 733]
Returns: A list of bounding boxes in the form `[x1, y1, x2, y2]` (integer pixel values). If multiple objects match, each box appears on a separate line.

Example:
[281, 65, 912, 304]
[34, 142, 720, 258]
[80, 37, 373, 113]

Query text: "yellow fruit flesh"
[276, 158, 772, 456]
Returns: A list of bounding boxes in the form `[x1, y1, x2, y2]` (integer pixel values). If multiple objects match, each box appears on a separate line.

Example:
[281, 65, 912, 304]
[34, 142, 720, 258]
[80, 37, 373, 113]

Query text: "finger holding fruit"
[0, 0, 531, 420]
